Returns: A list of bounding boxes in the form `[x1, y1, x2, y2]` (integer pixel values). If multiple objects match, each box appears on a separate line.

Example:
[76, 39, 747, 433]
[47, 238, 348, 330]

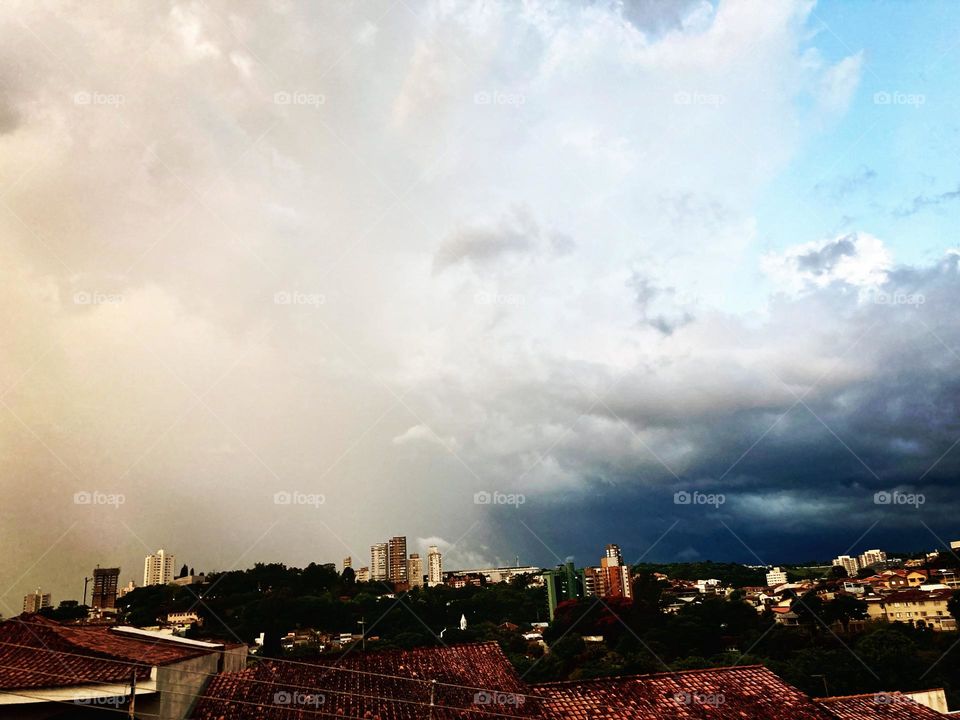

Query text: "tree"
[823, 595, 867, 631]
[829, 565, 849, 579]
[948, 590, 960, 622]
[342, 566, 356, 585]
[179, 564, 189, 578]
[855, 628, 921, 690]
[40, 600, 89, 622]
[791, 591, 826, 630]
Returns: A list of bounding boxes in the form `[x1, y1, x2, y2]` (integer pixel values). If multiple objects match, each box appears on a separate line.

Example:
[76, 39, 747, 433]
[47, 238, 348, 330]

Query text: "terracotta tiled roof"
[882, 589, 953, 604]
[0, 614, 214, 690]
[193, 642, 540, 719]
[535, 665, 835, 720]
[818, 692, 946, 718]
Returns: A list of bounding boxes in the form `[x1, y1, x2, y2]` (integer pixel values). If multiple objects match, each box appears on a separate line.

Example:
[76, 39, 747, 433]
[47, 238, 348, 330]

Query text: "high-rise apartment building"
[600, 544, 632, 599]
[23, 589, 51, 614]
[832, 555, 860, 576]
[427, 545, 443, 586]
[356, 567, 371, 583]
[143, 549, 176, 586]
[371, 543, 388, 582]
[388, 537, 408, 585]
[91, 567, 120, 609]
[546, 560, 583, 620]
[343, 556, 352, 571]
[582, 566, 604, 597]
[408, 554, 424, 588]
[857, 549, 887, 568]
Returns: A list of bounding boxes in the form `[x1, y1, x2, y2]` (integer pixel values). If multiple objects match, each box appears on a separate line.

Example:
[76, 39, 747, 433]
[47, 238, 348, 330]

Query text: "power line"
[0, 662, 537, 720]
[0, 688, 161, 719]
[0, 632, 548, 703]
[0, 650, 541, 720]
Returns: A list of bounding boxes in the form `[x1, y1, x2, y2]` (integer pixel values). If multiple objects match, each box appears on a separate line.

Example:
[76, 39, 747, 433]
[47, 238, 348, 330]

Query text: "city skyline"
[12, 534, 953, 613]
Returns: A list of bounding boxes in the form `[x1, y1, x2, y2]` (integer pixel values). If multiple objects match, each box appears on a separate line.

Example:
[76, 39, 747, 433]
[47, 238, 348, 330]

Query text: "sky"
[1, 0, 959, 606]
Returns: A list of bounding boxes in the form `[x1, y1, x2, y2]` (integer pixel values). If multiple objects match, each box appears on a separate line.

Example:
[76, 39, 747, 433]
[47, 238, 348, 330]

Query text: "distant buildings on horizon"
[17, 538, 958, 622]
[832, 549, 889, 576]
[22, 588, 51, 614]
[357, 537, 444, 590]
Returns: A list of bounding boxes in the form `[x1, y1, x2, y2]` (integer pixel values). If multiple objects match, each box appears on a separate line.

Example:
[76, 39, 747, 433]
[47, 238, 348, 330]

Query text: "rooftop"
[535, 665, 835, 720]
[817, 692, 946, 719]
[192, 641, 540, 719]
[0, 614, 222, 690]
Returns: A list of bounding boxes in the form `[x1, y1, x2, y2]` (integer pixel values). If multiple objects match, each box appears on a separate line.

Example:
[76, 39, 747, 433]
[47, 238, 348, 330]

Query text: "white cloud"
[392, 424, 460, 452]
[0, 0, 883, 599]
[762, 232, 893, 293]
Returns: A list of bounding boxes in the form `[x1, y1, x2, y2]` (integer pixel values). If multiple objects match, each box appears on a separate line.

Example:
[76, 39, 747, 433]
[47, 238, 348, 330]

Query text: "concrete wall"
[221, 645, 248, 674]
[156, 654, 221, 720]
[904, 688, 949, 714]
[0, 645, 248, 720]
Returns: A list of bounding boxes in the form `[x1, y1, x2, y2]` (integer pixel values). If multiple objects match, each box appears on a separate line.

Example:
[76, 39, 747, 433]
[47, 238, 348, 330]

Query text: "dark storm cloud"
[485, 254, 960, 564]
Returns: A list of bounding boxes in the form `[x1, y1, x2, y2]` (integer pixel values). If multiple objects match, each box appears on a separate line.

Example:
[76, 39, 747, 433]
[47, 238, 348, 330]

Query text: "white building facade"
[766, 567, 788, 586]
[143, 549, 176, 586]
[427, 545, 442, 586]
[832, 555, 860, 576]
[370, 543, 388, 582]
[407, 554, 424, 588]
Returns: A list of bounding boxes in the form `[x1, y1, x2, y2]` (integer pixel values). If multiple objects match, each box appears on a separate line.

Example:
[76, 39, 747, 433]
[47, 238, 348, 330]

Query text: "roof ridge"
[533, 664, 766, 686]
[817, 692, 904, 702]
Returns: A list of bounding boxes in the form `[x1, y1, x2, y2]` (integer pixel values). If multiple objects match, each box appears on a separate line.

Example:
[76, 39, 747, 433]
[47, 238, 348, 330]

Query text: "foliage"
[633, 562, 765, 588]
[39, 601, 89, 622]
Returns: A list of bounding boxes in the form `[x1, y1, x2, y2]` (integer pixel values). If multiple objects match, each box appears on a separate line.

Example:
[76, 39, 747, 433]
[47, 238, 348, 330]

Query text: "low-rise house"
[772, 607, 801, 626]
[165, 612, 202, 627]
[696, 578, 723, 594]
[0, 614, 246, 719]
[842, 581, 866, 595]
[879, 589, 957, 631]
[878, 571, 910, 590]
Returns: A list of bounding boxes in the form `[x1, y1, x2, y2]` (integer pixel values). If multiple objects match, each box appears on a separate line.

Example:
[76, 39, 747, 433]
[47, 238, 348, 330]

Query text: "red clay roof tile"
[193, 642, 539, 720]
[535, 665, 836, 720]
[0, 614, 216, 690]
[817, 692, 946, 719]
